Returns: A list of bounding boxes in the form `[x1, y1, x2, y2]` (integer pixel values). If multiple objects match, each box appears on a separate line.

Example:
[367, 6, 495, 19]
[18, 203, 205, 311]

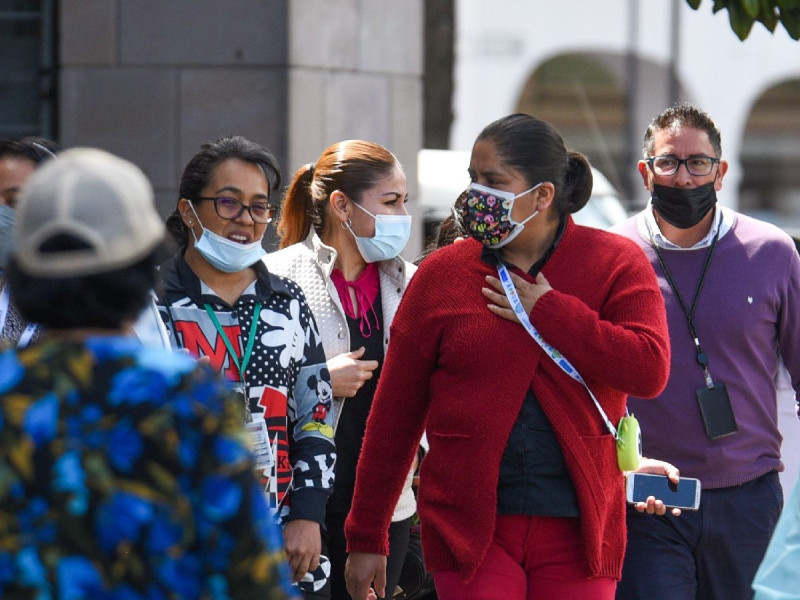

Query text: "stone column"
[287, 1, 424, 257]
[59, 0, 424, 255]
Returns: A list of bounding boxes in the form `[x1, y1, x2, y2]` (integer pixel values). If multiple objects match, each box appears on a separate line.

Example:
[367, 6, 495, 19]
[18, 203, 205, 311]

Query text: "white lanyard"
[496, 263, 619, 440]
[0, 285, 39, 348]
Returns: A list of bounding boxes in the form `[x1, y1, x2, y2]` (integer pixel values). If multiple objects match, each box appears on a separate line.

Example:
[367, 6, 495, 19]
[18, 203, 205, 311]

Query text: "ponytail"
[558, 152, 593, 216]
[277, 164, 317, 248]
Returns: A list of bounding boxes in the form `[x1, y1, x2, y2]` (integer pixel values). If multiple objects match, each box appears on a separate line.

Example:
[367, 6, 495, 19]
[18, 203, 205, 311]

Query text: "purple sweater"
[613, 210, 800, 488]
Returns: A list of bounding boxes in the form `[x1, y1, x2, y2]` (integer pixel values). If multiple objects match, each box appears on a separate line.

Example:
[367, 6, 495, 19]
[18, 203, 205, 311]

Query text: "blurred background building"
[4, 1, 798, 242]
[448, 1, 800, 231]
[0, 0, 426, 250]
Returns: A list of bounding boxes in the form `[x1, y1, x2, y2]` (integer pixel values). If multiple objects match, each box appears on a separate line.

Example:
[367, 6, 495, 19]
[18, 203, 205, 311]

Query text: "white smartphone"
[625, 473, 701, 511]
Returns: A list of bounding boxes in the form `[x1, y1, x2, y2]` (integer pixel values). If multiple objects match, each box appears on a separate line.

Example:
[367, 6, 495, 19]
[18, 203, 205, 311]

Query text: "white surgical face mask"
[344, 201, 412, 263]
[188, 202, 266, 273]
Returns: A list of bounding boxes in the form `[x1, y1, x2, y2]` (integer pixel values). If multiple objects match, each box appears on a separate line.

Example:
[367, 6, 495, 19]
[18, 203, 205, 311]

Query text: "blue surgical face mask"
[345, 201, 412, 263]
[0, 205, 15, 271]
[188, 202, 266, 273]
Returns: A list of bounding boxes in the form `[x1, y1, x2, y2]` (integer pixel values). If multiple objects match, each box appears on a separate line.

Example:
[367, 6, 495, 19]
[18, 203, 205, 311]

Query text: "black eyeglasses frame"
[645, 155, 721, 177]
[192, 196, 276, 224]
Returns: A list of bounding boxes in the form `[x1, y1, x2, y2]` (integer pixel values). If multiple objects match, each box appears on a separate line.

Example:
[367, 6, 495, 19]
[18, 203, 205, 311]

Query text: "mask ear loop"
[511, 182, 544, 226]
[185, 201, 205, 244]
[350, 200, 379, 220]
[517, 210, 539, 227]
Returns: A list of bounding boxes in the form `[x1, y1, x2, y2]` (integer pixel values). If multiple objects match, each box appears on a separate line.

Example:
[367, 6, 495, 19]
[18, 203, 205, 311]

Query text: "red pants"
[433, 514, 616, 600]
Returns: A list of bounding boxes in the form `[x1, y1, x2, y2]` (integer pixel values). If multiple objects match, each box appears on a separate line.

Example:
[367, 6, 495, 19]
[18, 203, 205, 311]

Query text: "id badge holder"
[234, 381, 274, 470]
[245, 418, 274, 470]
[696, 382, 738, 439]
[232, 380, 251, 422]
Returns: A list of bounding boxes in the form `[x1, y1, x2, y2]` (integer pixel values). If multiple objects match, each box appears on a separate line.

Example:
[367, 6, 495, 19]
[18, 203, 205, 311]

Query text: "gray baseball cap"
[14, 148, 164, 277]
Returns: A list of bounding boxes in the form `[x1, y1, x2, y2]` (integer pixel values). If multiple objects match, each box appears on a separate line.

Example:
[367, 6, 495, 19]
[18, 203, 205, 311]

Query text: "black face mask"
[651, 182, 717, 229]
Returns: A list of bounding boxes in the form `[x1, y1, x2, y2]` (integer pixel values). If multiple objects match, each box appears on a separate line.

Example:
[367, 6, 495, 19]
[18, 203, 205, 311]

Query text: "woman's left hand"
[631, 458, 682, 517]
[482, 271, 553, 322]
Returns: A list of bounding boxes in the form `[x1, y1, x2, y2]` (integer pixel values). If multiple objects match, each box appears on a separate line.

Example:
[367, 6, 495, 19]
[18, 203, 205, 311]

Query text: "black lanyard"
[649, 224, 720, 389]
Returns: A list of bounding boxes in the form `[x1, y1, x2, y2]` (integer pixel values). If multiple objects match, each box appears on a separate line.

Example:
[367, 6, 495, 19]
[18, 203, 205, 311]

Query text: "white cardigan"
[264, 228, 423, 521]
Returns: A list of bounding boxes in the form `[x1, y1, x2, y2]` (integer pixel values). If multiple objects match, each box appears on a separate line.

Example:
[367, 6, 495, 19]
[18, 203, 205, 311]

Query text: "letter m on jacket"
[174, 320, 242, 381]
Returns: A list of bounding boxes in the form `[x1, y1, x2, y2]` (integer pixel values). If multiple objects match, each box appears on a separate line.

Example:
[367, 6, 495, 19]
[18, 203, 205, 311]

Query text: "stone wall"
[286, 1, 424, 255]
[58, 0, 424, 255]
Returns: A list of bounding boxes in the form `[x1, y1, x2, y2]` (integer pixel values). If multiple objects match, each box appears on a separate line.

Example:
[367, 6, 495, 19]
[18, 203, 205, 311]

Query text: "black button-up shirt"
[483, 219, 580, 517]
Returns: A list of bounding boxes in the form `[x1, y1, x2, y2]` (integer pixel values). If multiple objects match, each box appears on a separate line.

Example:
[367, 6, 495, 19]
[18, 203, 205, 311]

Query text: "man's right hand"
[345, 552, 387, 600]
[328, 347, 379, 398]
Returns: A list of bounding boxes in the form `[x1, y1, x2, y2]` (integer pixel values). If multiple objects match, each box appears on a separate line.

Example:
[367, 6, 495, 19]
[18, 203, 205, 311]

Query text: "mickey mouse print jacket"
[156, 250, 336, 526]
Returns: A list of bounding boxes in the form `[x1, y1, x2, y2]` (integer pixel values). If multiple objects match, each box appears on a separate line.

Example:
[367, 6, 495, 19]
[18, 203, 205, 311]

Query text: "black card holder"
[696, 383, 738, 439]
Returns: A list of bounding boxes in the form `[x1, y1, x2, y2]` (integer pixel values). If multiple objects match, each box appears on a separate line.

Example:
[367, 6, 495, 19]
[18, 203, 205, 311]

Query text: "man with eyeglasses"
[611, 103, 800, 600]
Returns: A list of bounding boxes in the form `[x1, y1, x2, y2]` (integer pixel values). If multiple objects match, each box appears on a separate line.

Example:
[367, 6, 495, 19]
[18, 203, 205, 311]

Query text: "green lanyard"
[203, 302, 262, 384]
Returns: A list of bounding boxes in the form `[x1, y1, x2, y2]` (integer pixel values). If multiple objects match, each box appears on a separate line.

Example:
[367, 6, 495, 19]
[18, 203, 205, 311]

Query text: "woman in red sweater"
[344, 114, 671, 600]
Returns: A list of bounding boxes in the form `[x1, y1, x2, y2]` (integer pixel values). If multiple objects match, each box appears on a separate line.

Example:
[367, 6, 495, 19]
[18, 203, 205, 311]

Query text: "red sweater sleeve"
[532, 229, 670, 398]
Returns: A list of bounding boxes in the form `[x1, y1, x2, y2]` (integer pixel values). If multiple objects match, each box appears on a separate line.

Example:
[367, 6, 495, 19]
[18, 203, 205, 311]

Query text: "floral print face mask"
[455, 182, 542, 248]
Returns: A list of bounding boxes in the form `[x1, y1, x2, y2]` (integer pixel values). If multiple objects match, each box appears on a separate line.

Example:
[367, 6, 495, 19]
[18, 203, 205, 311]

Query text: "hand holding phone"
[626, 472, 701, 511]
[629, 457, 683, 515]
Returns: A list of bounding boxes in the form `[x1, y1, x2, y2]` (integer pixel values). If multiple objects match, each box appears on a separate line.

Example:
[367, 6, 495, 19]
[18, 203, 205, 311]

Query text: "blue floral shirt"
[0, 336, 298, 600]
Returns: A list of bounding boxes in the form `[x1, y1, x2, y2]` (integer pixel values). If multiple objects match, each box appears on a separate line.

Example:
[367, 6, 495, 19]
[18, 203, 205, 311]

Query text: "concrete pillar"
[58, 0, 424, 256]
[287, 1, 424, 257]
